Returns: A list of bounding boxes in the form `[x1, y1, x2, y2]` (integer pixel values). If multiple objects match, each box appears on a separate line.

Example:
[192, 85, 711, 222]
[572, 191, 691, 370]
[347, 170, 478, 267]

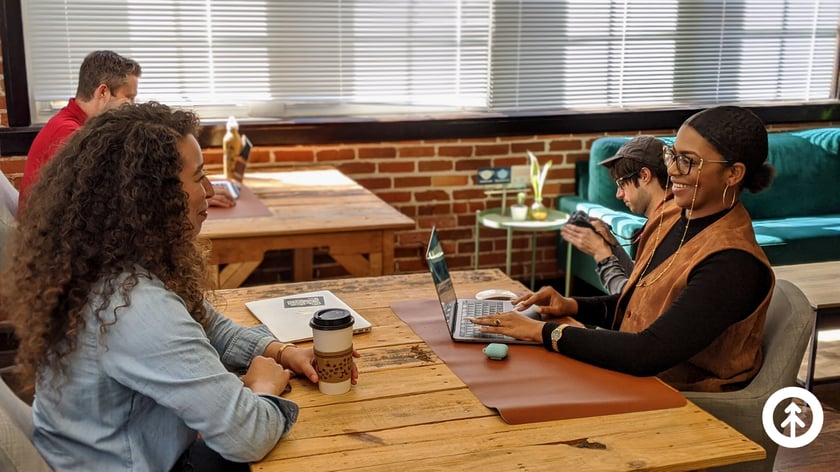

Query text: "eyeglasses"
[663, 146, 730, 175]
[614, 172, 638, 189]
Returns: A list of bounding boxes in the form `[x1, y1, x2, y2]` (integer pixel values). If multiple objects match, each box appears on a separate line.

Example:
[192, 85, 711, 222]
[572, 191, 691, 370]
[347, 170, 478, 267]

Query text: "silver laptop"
[425, 227, 541, 344]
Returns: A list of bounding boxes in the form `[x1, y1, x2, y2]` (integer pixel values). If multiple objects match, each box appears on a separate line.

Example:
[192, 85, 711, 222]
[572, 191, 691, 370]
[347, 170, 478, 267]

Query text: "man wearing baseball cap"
[561, 135, 672, 294]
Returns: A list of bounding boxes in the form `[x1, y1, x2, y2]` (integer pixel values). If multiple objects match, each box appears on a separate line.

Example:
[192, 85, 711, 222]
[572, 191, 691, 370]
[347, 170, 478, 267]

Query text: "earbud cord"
[635, 166, 700, 287]
[607, 191, 675, 246]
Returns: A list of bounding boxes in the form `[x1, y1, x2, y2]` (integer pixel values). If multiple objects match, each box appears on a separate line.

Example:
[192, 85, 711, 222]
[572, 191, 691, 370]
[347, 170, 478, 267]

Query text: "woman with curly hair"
[0, 102, 344, 471]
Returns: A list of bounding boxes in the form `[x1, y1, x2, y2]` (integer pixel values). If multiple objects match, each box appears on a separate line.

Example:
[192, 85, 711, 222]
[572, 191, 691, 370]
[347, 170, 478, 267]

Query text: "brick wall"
[1, 52, 833, 287]
[0, 119, 611, 285]
[112, 123, 840, 286]
[195, 135, 600, 285]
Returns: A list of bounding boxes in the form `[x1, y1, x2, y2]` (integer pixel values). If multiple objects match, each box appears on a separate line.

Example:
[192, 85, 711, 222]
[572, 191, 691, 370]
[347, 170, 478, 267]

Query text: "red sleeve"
[19, 121, 80, 205]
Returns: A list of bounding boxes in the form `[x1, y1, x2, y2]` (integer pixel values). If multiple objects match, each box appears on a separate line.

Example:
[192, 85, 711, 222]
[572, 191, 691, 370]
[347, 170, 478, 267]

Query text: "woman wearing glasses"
[472, 105, 775, 393]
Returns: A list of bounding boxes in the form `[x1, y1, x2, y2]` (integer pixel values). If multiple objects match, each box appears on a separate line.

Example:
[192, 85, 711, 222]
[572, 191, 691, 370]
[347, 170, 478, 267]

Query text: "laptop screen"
[426, 227, 458, 324]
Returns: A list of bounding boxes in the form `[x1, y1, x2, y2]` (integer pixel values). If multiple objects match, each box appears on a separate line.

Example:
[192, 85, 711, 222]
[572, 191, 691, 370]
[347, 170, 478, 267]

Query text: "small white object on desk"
[245, 290, 372, 342]
[475, 289, 518, 301]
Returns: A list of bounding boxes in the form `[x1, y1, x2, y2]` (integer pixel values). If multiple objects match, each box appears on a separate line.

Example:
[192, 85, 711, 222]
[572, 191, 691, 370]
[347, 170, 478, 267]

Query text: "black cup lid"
[310, 308, 354, 330]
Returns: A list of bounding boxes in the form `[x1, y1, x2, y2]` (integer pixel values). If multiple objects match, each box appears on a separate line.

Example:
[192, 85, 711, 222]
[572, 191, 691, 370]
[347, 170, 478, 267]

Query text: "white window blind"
[491, 0, 840, 111]
[22, 0, 491, 122]
[21, 0, 840, 123]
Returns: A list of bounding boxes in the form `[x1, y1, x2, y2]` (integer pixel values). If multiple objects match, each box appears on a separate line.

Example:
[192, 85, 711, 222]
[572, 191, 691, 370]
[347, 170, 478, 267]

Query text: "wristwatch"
[550, 324, 570, 352]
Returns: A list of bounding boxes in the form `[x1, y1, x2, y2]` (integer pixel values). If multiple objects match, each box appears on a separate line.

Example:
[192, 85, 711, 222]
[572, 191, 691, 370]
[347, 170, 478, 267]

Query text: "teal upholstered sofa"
[557, 127, 840, 293]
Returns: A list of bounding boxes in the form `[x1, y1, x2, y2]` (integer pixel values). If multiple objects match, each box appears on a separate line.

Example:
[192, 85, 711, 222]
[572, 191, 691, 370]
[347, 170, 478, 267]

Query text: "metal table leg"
[474, 210, 480, 270]
[530, 233, 537, 290]
[564, 240, 572, 296]
[505, 227, 513, 276]
[803, 320, 818, 391]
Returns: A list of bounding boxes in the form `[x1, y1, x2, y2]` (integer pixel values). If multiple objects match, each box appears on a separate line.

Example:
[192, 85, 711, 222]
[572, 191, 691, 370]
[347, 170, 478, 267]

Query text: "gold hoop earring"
[722, 184, 737, 209]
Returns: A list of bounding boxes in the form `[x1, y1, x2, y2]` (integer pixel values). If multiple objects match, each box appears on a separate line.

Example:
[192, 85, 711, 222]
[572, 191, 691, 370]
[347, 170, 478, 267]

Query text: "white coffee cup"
[310, 308, 355, 395]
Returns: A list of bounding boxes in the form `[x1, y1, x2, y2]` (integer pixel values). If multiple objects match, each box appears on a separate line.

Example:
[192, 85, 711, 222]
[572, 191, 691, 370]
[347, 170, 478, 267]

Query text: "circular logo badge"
[762, 386, 823, 448]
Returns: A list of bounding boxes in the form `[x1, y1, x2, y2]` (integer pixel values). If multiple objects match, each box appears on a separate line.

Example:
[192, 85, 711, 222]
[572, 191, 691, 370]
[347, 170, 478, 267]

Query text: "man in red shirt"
[20, 50, 141, 205]
[21, 50, 236, 209]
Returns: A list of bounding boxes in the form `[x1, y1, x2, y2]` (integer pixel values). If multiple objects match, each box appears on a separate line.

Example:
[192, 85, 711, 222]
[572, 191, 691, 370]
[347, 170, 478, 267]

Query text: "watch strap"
[550, 323, 570, 352]
[541, 322, 560, 351]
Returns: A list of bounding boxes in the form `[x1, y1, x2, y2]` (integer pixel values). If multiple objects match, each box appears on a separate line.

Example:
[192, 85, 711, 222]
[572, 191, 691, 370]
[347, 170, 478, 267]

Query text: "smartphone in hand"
[568, 210, 595, 230]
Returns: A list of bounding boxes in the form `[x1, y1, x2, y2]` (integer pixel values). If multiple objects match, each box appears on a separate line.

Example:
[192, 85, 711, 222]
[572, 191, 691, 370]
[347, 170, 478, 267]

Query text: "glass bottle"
[530, 199, 549, 221]
[222, 116, 241, 180]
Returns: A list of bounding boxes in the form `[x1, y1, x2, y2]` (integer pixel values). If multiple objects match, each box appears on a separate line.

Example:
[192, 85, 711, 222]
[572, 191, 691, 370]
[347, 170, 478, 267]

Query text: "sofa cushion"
[742, 129, 840, 219]
[586, 138, 631, 212]
[753, 214, 840, 265]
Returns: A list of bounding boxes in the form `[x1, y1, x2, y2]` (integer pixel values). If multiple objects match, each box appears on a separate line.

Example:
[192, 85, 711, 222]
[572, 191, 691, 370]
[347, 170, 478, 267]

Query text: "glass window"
[21, 0, 840, 123]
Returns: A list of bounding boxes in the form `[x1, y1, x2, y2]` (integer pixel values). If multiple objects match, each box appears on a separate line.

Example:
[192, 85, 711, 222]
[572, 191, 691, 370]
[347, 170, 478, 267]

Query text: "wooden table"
[200, 166, 415, 288]
[216, 269, 764, 471]
[773, 261, 840, 390]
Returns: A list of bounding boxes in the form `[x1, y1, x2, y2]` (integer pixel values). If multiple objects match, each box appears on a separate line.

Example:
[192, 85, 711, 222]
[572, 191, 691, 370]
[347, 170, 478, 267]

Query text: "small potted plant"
[510, 191, 528, 221]
[527, 151, 552, 221]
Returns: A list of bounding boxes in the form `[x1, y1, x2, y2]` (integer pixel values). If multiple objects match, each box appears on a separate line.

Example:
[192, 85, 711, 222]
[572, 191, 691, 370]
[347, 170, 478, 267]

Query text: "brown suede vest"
[617, 203, 774, 392]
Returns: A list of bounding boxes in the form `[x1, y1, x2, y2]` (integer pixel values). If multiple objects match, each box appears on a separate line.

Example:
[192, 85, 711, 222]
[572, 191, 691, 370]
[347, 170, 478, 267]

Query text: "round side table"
[474, 208, 570, 293]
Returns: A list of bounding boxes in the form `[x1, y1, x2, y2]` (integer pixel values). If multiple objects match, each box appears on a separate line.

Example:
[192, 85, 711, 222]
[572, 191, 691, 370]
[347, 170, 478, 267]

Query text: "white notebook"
[245, 290, 372, 343]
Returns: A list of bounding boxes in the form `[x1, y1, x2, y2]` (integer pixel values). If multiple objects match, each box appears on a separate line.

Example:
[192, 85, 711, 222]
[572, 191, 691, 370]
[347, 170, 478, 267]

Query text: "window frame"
[1, 0, 839, 156]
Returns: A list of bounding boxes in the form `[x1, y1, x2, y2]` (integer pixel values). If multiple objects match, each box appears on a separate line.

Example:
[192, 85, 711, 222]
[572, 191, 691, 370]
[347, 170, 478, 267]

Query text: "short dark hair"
[603, 137, 669, 190]
[684, 106, 775, 193]
[606, 156, 669, 191]
[75, 50, 142, 100]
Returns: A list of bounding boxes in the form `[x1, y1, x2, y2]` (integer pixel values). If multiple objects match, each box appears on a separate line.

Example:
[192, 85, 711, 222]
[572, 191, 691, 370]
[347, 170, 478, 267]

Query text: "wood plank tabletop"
[200, 166, 415, 287]
[201, 166, 415, 239]
[773, 261, 840, 310]
[214, 269, 764, 472]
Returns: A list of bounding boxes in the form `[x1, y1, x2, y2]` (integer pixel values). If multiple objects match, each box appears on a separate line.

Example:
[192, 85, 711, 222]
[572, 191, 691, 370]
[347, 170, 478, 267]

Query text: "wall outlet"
[510, 165, 530, 187]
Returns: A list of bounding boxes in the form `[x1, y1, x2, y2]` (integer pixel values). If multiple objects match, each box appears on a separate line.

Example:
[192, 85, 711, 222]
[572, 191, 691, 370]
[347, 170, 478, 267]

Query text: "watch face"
[551, 328, 562, 341]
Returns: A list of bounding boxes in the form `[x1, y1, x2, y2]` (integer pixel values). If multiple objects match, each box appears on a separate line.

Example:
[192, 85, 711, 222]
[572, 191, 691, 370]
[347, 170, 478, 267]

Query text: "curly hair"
[0, 101, 209, 387]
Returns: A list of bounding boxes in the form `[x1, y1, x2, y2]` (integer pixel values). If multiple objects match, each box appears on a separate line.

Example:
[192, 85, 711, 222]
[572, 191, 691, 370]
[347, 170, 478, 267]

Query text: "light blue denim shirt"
[32, 271, 299, 471]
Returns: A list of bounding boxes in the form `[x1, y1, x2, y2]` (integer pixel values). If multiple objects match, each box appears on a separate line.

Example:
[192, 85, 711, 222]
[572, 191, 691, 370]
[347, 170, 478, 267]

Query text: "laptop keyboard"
[460, 299, 507, 339]
[462, 299, 505, 317]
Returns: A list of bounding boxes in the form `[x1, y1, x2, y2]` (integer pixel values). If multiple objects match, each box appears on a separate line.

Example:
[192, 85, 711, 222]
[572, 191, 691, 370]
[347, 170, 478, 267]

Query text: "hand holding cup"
[310, 308, 356, 395]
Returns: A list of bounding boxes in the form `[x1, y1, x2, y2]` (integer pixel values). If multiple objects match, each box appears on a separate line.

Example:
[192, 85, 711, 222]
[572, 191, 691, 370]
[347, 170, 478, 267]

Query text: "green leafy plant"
[527, 151, 552, 202]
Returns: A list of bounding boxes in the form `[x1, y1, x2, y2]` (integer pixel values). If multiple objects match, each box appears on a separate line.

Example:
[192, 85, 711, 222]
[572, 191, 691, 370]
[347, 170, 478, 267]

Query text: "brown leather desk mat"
[391, 299, 686, 424]
[207, 184, 272, 220]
